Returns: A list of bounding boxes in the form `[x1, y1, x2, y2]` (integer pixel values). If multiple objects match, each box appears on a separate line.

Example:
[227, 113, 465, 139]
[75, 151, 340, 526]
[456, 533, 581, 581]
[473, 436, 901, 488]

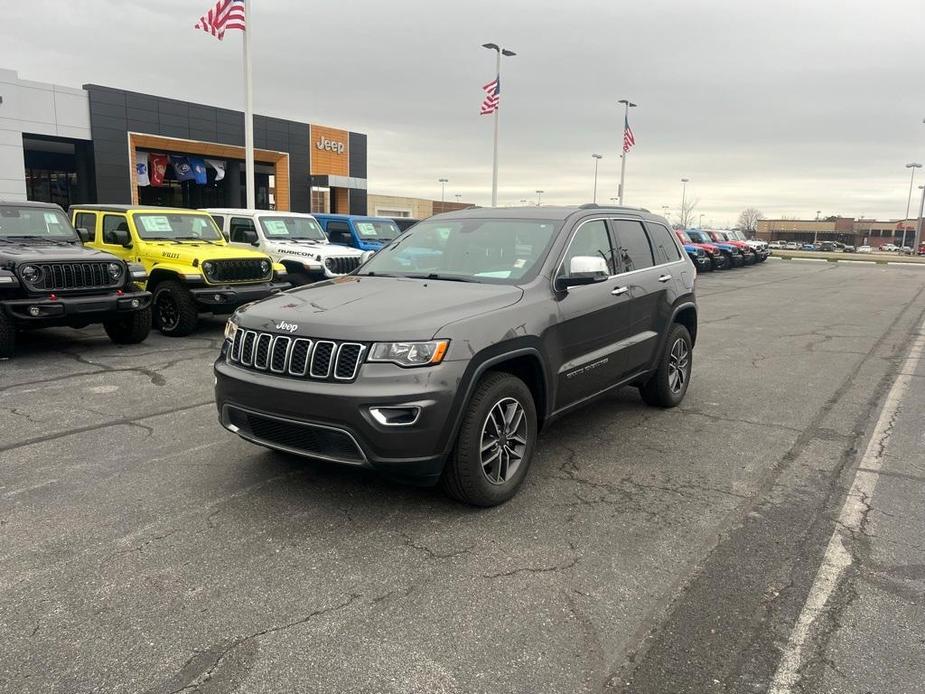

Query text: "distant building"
[366, 193, 472, 219]
[756, 217, 919, 248]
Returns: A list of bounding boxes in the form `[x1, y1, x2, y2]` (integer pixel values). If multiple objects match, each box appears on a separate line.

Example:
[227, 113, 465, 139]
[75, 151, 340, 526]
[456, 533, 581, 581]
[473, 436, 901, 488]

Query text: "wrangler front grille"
[25, 262, 120, 291]
[205, 258, 272, 284]
[324, 256, 361, 275]
[229, 330, 366, 383]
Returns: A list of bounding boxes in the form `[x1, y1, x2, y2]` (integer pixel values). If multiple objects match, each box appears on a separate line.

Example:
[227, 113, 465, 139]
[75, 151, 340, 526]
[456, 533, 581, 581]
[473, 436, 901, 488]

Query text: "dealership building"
[0, 69, 368, 214]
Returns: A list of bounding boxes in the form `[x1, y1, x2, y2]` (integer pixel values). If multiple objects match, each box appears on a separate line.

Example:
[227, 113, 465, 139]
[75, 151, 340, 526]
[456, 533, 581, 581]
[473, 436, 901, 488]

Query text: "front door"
[96, 213, 134, 262]
[552, 218, 631, 410]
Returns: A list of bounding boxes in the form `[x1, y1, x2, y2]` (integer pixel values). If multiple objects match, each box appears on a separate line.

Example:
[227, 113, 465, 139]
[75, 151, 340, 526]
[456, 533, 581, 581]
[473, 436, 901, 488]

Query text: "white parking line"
[769, 317, 925, 693]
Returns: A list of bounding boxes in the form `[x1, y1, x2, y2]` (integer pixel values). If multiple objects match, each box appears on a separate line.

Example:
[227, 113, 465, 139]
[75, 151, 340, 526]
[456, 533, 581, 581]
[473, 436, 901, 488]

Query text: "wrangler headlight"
[368, 340, 449, 367]
[108, 262, 124, 280]
[21, 265, 42, 284]
[260, 260, 271, 275]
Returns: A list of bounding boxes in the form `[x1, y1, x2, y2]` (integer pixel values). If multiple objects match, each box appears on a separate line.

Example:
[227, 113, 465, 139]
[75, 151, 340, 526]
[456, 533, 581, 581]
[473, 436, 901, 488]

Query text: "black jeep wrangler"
[215, 205, 697, 506]
[0, 201, 152, 358]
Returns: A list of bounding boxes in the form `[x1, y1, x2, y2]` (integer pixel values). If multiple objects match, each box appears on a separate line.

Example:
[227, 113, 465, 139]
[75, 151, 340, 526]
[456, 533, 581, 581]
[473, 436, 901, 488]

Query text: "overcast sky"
[4, 0, 924, 224]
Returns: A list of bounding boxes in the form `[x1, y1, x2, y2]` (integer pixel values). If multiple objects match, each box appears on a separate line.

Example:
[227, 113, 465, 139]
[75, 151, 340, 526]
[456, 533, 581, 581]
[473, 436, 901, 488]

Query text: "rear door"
[552, 218, 632, 409]
[609, 218, 670, 378]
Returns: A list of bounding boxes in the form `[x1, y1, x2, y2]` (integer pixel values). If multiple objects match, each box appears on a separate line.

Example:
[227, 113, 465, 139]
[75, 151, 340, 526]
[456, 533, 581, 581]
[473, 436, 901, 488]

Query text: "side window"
[74, 212, 97, 240]
[229, 217, 256, 243]
[102, 214, 129, 244]
[211, 215, 226, 237]
[646, 222, 682, 264]
[327, 221, 353, 245]
[612, 220, 654, 273]
[562, 220, 616, 277]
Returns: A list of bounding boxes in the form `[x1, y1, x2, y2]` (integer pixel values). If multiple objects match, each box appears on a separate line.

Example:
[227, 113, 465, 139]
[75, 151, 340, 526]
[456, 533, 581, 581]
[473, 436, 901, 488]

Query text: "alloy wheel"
[480, 397, 528, 485]
[156, 291, 179, 331]
[668, 338, 690, 394]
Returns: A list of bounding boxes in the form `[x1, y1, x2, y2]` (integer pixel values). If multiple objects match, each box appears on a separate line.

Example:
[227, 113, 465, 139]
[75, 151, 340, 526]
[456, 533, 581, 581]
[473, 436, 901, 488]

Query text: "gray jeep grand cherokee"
[214, 205, 697, 506]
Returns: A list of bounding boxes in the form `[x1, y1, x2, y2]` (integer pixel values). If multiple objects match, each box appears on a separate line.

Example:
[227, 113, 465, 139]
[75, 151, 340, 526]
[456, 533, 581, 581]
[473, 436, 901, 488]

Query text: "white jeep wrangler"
[203, 209, 365, 285]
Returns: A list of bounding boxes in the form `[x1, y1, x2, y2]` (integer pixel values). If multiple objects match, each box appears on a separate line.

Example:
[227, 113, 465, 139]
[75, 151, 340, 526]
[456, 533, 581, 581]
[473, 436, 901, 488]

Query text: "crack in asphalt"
[481, 544, 579, 579]
[399, 531, 475, 560]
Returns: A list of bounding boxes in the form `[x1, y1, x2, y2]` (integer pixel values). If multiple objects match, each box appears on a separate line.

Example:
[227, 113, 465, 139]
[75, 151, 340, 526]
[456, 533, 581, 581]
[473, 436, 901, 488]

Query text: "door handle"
[658, 274, 672, 283]
[611, 286, 629, 296]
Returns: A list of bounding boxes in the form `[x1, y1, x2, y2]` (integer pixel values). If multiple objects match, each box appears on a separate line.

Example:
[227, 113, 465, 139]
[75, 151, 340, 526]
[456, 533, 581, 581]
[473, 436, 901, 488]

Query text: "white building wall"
[0, 69, 91, 200]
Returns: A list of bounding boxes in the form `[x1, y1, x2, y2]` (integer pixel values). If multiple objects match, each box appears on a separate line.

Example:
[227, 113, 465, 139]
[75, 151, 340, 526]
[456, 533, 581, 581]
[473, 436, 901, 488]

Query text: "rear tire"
[0, 312, 15, 358]
[153, 281, 198, 337]
[440, 372, 537, 507]
[639, 323, 693, 408]
[104, 306, 151, 345]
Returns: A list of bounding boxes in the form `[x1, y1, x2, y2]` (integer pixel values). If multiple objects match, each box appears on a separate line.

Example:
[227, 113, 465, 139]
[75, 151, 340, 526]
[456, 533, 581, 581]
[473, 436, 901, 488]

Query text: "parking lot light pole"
[536, 190, 544, 206]
[483, 43, 516, 207]
[680, 178, 689, 227]
[591, 154, 602, 203]
[903, 163, 922, 248]
[438, 178, 448, 204]
[814, 210, 821, 244]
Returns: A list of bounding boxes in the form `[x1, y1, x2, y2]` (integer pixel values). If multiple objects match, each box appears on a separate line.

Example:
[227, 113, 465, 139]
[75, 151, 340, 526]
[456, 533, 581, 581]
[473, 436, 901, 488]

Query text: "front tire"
[104, 306, 151, 345]
[639, 323, 693, 408]
[153, 281, 199, 337]
[440, 372, 537, 507]
[0, 312, 15, 358]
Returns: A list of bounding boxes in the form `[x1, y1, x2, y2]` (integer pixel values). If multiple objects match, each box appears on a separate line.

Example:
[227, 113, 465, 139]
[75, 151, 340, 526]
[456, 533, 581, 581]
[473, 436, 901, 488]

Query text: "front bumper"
[710, 254, 730, 270]
[190, 281, 290, 313]
[2, 288, 152, 325]
[693, 256, 711, 272]
[214, 352, 468, 483]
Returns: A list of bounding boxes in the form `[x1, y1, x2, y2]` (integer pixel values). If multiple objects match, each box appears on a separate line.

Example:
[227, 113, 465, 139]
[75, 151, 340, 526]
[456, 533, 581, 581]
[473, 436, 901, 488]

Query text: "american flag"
[623, 113, 636, 153]
[194, 0, 246, 40]
[480, 76, 500, 115]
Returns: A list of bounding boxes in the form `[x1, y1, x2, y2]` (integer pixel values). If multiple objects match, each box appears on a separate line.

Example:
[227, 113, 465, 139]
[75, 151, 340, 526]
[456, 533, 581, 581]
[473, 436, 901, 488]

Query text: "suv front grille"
[229, 330, 366, 383]
[324, 256, 361, 275]
[205, 258, 271, 284]
[26, 262, 120, 291]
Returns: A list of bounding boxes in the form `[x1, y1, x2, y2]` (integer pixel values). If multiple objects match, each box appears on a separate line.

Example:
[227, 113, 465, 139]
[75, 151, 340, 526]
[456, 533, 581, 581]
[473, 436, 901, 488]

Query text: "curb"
[769, 255, 925, 267]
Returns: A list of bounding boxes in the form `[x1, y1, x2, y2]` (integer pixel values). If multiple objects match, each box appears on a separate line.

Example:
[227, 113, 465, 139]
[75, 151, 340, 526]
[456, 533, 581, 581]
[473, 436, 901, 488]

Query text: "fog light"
[214, 294, 222, 302]
[130, 298, 140, 308]
[28, 306, 41, 317]
[369, 406, 421, 426]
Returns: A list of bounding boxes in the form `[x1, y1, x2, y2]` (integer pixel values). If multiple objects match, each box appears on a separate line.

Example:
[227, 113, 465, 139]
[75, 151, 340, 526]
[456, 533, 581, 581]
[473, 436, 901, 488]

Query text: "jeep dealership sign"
[315, 137, 345, 154]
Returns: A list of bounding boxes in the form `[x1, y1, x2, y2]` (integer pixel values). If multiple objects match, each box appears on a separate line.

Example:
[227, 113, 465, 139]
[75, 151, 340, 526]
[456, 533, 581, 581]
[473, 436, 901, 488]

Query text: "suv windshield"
[358, 218, 561, 284]
[259, 216, 326, 241]
[354, 220, 400, 241]
[133, 213, 223, 241]
[0, 205, 76, 240]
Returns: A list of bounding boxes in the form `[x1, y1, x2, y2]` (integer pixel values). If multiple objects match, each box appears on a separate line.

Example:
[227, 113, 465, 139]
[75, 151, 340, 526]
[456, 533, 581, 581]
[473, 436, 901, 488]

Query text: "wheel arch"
[673, 302, 698, 346]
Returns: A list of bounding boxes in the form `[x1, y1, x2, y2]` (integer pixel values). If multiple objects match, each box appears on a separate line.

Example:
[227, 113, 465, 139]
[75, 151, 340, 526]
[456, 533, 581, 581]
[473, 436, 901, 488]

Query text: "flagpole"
[491, 48, 501, 207]
[243, 0, 255, 209]
[617, 98, 636, 205]
[618, 149, 627, 205]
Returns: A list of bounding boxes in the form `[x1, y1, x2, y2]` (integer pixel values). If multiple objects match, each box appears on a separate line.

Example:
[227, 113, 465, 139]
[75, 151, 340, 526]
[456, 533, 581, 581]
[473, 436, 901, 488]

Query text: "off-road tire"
[0, 312, 15, 358]
[104, 305, 152, 345]
[153, 281, 199, 337]
[639, 323, 693, 408]
[440, 372, 537, 507]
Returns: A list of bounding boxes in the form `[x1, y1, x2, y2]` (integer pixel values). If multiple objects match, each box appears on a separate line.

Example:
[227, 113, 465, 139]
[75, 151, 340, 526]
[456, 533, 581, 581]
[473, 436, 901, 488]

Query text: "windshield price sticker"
[140, 216, 173, 232]
[43, 212, 63, 226]
[357, 222, 377, 236]
[263, 220, 290, 236]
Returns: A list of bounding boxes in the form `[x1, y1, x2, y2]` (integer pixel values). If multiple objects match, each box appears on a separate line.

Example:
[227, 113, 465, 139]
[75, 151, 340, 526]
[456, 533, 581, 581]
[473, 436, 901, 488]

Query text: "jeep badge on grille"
[276, 321, 298, 333]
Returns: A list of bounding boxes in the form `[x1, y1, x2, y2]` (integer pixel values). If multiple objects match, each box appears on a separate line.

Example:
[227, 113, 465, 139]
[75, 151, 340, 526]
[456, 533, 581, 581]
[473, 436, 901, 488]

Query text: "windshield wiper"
[357, 271, 398, 277]
[174, 236, 220, 244]
[409, 273, 478, 283]
[144, 236, 181, 244]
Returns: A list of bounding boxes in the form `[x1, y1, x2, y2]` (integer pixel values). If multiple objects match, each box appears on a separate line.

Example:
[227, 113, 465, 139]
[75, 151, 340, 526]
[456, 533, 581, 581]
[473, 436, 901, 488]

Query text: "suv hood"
[0, 241, 120, 266]
[265, 240, 363, 259]
[144, 241, 269, 264]
[235, 275, 524, 341]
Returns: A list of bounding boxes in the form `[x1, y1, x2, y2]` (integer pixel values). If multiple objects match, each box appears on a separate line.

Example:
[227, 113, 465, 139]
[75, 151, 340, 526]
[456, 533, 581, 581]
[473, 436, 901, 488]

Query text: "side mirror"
[360, 250, 376, 265]
[242, 229, 258, 245]
[75, 227, 91, 243]
[558, 256, 609, 289]
[111, 228, 132, 248]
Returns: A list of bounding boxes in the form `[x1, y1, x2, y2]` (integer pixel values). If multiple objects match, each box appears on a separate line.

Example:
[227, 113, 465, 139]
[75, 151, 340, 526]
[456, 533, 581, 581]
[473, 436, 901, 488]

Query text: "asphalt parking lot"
[2, 259, 925, 694]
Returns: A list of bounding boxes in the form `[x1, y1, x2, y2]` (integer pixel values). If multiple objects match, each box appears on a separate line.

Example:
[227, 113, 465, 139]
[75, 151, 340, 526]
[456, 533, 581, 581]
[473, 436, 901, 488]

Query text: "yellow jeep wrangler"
[69, 205, 288, 336]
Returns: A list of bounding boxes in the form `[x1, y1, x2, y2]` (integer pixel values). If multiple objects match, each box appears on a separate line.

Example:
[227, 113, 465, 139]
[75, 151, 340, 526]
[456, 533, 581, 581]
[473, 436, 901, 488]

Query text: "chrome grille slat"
[228, 332, 364, 383]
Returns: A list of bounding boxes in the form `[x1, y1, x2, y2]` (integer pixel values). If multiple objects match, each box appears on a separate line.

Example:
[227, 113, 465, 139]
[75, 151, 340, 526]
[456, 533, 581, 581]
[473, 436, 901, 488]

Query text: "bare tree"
[678, 197, 699, 229]
[737, 207, 764, 233]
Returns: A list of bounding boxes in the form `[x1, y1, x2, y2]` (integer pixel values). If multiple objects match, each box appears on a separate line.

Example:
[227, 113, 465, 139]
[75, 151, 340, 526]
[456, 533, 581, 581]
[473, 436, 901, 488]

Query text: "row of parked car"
[0, 201, 407, 356]
[675, 228, 770, 272]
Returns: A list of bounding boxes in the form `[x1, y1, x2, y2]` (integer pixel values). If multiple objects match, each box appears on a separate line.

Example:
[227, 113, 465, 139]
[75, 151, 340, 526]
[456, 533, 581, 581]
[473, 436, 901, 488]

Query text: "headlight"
[21, 265, 42, 284]
[260, 260, 271, 274]
[224, 319, 238, 343]
[368, 340, 449, 367]
[108, 262, 124, 280]
[203, 261, 214, 275]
